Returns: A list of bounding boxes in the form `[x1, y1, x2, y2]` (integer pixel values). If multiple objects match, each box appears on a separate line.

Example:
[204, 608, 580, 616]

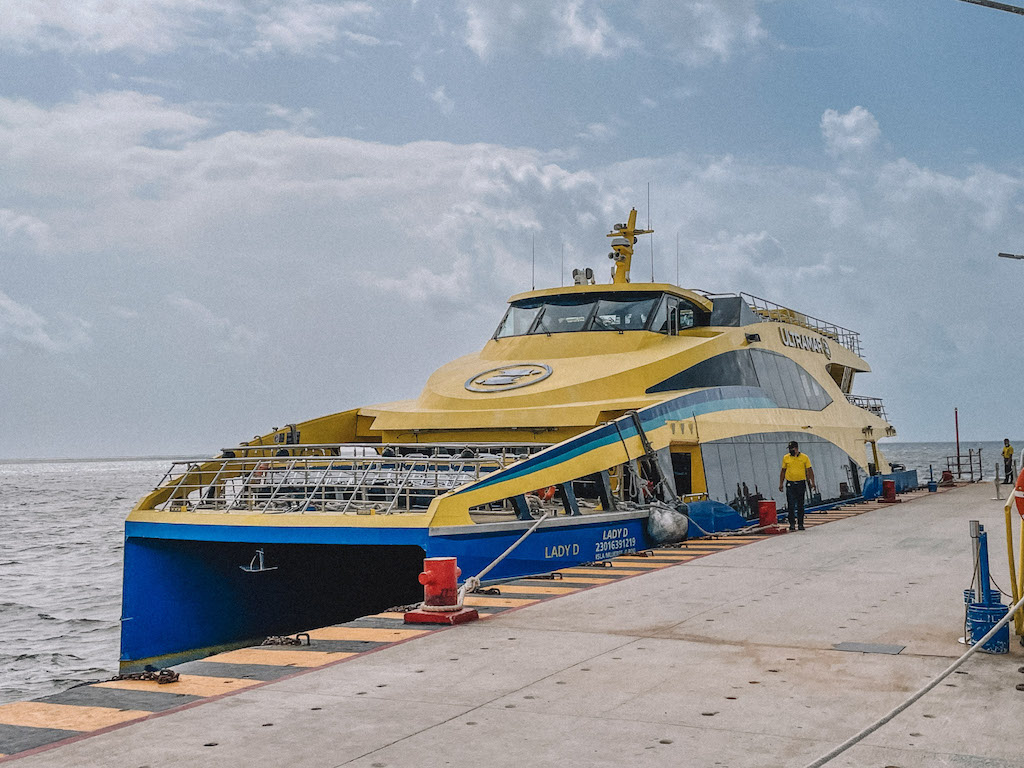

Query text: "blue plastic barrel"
[963, 588, 1002, 606]
[967, 602, 1009, 653]
[927, 481, 937, 492]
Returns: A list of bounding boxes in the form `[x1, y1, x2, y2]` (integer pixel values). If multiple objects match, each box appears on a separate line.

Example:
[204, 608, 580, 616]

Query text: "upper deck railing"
[739, 293, 862, 356]
[150, 443, 547, 515]
[845, 394, 887, 420]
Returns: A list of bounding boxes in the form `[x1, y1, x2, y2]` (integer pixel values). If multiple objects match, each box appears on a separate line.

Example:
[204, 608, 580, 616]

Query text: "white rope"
[803, 591, 1024, 768]
[459, 512, 553, 600]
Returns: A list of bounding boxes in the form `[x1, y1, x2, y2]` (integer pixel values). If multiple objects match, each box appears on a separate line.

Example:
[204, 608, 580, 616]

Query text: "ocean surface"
[0, 441, 1017, 706]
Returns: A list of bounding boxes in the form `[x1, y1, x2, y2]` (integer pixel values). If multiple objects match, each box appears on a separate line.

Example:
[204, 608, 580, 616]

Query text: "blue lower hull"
[119, 511, 655, 670]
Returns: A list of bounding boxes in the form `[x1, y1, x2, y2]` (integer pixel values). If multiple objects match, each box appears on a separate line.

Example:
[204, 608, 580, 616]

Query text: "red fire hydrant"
[404, 557, 480, 626]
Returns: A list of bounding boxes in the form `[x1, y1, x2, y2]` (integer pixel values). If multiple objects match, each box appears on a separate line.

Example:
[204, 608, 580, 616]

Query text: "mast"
[606, 208, 653, 284]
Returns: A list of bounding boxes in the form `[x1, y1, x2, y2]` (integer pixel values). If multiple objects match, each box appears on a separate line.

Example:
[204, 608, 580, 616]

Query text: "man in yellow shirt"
[1002, 439, 1014, 484]
[779, 440, 816, 531]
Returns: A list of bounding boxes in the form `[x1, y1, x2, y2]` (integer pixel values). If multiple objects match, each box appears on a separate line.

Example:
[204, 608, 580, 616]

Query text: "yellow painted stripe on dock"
[0, 701, 150, 732]
[561, 567, 647, 575]
[201, 648, 355, 667]
[497, 584, 579, 595]
[370, 612, 410, 620]
[602, 560, 665, 569]
[95, 675, 260, 698]
[463, 596, 539, 608]
[521, 576, 618, 584]
[307, 626, 430, 642]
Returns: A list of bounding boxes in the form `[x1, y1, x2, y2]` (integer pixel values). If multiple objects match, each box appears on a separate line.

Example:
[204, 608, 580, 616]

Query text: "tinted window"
[592, 297, 657, 331]
[534, 301, 592, 333]
[495, 305, 541, 338]
[493, 291, 706, 338]
[647, 349, 833, 411]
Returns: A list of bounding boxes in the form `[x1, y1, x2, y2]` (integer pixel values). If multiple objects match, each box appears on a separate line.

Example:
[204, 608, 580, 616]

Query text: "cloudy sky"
[1, 0, 1022, 459]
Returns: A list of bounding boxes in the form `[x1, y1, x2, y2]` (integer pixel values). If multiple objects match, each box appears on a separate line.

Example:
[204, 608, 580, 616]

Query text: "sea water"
[0, 441, 1017, 705]
[0, 459, 175, 705]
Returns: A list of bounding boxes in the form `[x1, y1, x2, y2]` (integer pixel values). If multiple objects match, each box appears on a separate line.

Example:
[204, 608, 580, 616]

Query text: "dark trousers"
[786, 480, 807, 529]
[1005, 458, 1013, 484]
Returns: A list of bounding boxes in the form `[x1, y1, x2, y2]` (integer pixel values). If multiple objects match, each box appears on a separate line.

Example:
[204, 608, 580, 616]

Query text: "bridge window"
[493, 291, 707, 339]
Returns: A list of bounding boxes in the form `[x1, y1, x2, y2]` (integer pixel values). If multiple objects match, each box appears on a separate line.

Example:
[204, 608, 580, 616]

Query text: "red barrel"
[418, 557, 461, 608]
[758, 500, 777, 527]
[882, 479, 897, 502]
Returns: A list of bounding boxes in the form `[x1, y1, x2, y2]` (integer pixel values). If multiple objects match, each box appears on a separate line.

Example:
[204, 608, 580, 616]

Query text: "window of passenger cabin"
[591, 297, 657, 331]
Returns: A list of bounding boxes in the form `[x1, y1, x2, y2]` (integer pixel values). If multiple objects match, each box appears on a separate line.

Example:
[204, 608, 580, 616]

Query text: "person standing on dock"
[779, 441, 816, 531]
[1002, 439, 1014, 484]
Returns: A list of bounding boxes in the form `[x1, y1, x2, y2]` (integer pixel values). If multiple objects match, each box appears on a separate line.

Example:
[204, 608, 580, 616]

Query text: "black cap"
[787, 441, 798, 450]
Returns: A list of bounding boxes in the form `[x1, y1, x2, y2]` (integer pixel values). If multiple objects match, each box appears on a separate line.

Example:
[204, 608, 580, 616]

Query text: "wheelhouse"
[493, 290, 711, 339]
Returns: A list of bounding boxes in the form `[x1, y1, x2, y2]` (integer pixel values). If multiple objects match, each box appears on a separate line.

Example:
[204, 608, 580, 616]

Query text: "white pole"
[993, 462, 1003, 501]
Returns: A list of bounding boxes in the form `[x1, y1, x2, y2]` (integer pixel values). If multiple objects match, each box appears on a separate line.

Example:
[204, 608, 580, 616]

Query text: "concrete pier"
[3, 483, 1022, 767]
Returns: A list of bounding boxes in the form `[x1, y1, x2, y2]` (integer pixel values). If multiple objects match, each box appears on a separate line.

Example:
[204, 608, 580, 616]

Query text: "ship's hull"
[119, 511, 654, 670]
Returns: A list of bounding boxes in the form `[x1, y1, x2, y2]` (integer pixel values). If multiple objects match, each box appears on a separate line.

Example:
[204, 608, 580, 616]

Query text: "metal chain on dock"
[261, 632, 310, 646]
[110, 668, 180, 684]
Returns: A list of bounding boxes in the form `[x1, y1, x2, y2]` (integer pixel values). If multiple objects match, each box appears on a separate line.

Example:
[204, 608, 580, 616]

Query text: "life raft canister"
[1015, 467, 1024, 519]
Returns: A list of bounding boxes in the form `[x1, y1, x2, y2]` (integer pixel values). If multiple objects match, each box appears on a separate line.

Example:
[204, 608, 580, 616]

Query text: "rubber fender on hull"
[646, 501, 689, 545]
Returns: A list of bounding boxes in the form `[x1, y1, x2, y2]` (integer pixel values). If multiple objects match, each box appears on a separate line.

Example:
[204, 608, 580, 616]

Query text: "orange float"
[1014, 467, 1024, 519]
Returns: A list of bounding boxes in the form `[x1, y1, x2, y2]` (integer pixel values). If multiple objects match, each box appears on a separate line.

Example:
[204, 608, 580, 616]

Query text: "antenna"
[531, 234, 536, 290]
[648, 182, 654, 282]
[676, 231, 680, 286]
[561, 242, 564, 286]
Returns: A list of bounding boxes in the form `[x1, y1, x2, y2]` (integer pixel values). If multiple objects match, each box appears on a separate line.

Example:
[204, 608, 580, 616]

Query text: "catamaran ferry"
[120, 209, 895, 670]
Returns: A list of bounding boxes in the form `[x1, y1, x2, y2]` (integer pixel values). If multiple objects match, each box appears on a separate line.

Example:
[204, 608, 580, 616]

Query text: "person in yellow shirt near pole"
[779, 440, 816, 531]
[1002, 439, 1014, 484]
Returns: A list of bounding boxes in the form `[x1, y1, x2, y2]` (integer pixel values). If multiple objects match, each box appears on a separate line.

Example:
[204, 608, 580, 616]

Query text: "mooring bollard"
[880, 479, 898, 503]
[418, 557, 461, 609]
[404, 557, 480, 626]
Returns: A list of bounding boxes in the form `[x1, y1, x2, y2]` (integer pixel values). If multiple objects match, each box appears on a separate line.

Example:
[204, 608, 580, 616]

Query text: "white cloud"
[0, 209, 51, 251]
[166, 295, 262, 352]
[461, 1, 636, 61]
[431, 86, 455, 116]
[459, 1, 763, 64]
[0, 0, 223, 55]
[576, 122, 616, 142]
[248, 1, 375, 56]
[821, 106, 881, 156]
[0, 0, 377, 58]
[0, 290, 89, 354]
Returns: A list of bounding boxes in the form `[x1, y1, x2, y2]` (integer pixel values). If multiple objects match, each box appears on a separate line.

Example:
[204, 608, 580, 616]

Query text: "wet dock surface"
[2, 483, 1022, 767]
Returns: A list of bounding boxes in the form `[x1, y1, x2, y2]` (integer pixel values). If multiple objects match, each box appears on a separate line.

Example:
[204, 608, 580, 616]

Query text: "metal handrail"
[845, 394, 887, 420]
[701, 292, 862, 356]
[151, 445, 546, 516]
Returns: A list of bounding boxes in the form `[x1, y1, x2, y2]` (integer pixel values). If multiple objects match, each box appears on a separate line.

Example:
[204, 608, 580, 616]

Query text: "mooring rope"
[803, 591, 1024, 768]
[438, 512, 554, 609]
